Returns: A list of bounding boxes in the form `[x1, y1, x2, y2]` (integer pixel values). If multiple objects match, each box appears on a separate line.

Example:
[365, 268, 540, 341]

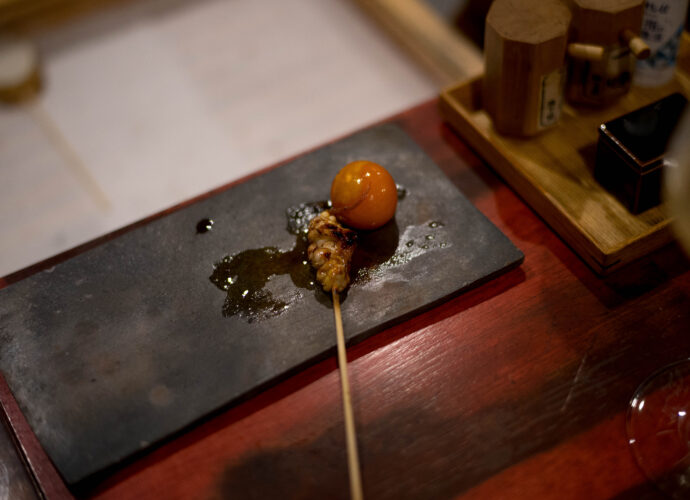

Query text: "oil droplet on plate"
[354, 219, 450, 284]
[285, 201, 330, 235]
[196, 218, 214, 234]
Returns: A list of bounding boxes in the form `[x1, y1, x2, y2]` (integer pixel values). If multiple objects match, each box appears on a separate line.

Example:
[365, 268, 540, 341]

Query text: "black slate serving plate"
[0, 123, 523, 486]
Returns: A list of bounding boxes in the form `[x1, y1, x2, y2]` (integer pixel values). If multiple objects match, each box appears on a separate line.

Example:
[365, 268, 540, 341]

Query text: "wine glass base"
[627, 359, 690, 499]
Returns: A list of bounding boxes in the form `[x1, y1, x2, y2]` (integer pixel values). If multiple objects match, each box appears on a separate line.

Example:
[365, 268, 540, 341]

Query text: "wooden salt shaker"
[564, 0, 648, 106]
[483, 0, 571, 137]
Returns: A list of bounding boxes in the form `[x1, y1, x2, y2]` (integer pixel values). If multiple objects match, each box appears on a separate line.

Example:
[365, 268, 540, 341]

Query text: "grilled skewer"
[307, 209, 363, 500]
[307, 211, 357, 293]
[307, 162, 397, 500]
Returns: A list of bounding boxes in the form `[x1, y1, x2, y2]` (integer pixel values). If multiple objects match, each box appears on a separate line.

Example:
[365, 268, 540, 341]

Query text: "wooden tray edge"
[439, 79, 674, 275]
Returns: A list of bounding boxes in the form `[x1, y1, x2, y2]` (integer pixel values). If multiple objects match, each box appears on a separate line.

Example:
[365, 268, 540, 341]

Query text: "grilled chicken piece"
[307, 211, 357, 293]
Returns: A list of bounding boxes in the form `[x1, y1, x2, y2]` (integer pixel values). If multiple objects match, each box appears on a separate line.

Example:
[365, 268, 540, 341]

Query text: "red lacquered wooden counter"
[2, 99, 689, 499]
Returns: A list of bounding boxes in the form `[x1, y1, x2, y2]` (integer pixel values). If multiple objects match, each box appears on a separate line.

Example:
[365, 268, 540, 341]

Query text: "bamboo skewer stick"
[332, 289, 364, 500]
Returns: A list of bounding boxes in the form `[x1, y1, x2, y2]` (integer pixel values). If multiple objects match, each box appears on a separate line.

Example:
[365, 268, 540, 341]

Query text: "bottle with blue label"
[635, 0, 690, 87]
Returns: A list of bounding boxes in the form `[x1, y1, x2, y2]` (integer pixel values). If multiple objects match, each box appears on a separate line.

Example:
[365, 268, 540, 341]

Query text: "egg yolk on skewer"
[330, 160, 397, 230]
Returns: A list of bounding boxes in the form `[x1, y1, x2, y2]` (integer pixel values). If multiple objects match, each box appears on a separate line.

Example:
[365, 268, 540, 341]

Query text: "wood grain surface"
[483, 0, 571, 136]
[352, 0, 483, 84]
[566, 0, 645, 47]
[2, 100, 689, 499]
[0, 374, 72, 499]
[440, 73, 685, 274]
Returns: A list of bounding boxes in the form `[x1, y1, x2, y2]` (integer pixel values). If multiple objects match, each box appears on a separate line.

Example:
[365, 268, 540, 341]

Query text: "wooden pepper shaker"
[483, 0, 572, 137]
[564, 0, 648, 106]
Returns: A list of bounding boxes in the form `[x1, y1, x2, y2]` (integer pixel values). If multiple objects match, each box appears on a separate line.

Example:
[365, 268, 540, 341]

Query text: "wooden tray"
[440, 45, 690, 275]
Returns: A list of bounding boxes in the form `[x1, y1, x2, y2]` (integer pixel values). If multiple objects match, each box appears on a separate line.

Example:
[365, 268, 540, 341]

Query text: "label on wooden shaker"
[585, 46, 634, 99]
[565, 45, 635, 105]
[538, 68, 565, 130]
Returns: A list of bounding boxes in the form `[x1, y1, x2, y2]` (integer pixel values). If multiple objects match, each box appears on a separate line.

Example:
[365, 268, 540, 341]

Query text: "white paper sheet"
[0, 0, 436, 276]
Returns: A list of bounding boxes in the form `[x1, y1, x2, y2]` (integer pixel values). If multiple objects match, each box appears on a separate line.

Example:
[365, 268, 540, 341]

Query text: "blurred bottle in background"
[635, 0, 689, 87]
[666, 110, 690, 255]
